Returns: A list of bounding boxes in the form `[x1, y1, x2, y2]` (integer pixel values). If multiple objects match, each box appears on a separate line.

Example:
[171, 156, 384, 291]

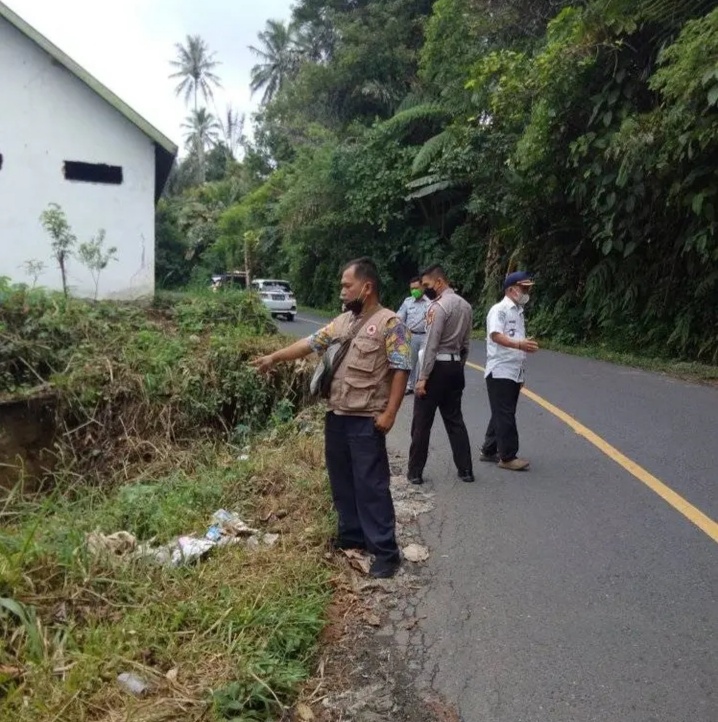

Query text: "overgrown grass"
[0, 284, 335, 721]
[0, 282, 315, 484]
[1, 415, 334, 721]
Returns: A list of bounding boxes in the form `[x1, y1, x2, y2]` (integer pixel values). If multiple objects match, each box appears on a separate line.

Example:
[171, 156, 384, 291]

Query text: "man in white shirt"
[396, 276, 430, 393]
[481, 271, 539, 471]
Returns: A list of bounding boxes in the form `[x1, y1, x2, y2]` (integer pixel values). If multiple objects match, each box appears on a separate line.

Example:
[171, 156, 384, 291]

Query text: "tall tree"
[182, 108, 220, 184]
[218, 105, 245, 160]
[249, 20, 301, 105]
[171, 35, 222, 184]
[170, 35, 222, 111]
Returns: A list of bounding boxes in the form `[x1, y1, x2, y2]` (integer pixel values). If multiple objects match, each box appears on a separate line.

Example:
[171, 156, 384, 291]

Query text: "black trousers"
[408, 361, 473, 478]
[324, 412, 399, 562]
[482, 374, 522, 461]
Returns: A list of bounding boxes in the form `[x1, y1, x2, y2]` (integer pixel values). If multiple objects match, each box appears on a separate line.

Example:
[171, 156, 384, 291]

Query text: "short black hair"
[343, 256, 381, 293]
[420, 264, 447, 281]
[410, 275, 421, 284]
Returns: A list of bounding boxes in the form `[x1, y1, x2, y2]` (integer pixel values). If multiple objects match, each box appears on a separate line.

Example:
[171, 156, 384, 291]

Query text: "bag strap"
[346, 306, 384, 341]
[330, 306, 385, 374]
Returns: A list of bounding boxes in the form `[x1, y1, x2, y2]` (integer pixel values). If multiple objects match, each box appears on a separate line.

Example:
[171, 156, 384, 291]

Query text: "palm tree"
[218, 105, 245, 160]
[249, 19, 300, 105]
[170, 35, 222, 111]
[182, 108, 220, 184]
[294, 15, 337, 63]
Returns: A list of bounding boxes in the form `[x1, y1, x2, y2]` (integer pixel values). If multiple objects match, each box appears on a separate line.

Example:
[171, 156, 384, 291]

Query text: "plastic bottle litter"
[211, 509, 257, 536]
[211, 509, 238, 525]
[117, 672, 148, 696]
[171, 536, 216, 565]
[205, 525, 222, 542]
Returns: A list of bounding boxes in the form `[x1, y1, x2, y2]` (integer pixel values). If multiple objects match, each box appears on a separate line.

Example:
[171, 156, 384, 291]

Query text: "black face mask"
[424, 287, 438, 301]
[343, 297, 364, 315]
[343, 284, 369, 315]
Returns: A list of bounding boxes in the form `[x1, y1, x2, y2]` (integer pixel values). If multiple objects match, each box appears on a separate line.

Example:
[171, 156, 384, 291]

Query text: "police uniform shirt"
[485, 296, 527, 382]
[420, 288, 472, 381]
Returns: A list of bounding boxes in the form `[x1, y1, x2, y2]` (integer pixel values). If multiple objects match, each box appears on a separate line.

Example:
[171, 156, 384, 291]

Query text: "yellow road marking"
[465, 361, 718, 544]
[296, 313, 717, 542]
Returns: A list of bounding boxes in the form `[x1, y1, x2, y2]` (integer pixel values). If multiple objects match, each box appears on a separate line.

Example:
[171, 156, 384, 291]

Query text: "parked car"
[252, 278, 292, 293]
[251, 281, 297, 321]
[210, 272, 248, 291]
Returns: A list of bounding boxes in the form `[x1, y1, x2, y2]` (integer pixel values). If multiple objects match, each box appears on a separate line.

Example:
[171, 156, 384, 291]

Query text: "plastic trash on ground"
[211, 509, 258, 537]
[86, 509, 276, 568]
[117, 672, 148, 696]
[171, 536, 216, 565]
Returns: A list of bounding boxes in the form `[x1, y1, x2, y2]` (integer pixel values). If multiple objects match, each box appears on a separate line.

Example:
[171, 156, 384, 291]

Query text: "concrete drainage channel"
[298, 451, 461, 722]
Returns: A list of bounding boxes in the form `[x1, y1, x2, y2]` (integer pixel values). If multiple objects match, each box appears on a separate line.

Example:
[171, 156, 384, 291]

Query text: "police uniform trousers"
[408, 360, 473, 478]
[324, 412, 399, 562]
[481, 374, 522, 461]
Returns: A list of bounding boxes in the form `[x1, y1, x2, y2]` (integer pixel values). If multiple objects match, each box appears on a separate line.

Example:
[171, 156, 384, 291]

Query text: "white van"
[252, 279, 292, 293]
[251, 279, 296, 321]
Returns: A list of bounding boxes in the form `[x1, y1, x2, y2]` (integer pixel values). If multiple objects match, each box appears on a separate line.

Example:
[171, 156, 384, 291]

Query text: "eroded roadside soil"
[289, 452, 460, 722]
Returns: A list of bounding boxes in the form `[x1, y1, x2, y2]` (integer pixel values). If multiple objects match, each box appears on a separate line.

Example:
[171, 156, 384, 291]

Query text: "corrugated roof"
[0, 1, 178, 198]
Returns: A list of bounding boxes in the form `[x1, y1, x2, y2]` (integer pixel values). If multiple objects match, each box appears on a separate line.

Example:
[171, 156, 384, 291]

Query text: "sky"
[5, 0, 295, 150]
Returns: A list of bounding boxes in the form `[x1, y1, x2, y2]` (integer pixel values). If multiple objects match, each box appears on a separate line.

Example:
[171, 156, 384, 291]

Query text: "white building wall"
[0, 16, 156, 299]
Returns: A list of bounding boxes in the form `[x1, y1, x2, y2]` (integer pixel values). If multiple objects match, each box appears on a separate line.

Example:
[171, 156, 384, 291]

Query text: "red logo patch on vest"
[366, 324, 377, 336]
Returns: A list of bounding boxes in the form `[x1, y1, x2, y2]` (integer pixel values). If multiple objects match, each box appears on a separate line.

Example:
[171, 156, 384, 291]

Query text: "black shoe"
[479, 452, 499, 463]
[408, 475, 424, 485]
[330, 537, 367, 551]
[458, 469, 475, 483]
[369, 556, 401, 579]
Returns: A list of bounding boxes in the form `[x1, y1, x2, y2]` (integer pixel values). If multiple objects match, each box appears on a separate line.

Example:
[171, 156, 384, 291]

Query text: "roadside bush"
[0, 281, 312, 482]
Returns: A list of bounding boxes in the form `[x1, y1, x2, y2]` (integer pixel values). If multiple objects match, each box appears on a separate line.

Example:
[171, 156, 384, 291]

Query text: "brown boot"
[498, 458, 530, 471]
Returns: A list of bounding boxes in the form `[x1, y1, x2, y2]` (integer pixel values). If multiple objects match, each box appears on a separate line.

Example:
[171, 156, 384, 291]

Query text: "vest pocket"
[346, 336, 383, 373]
[341, 375, 375, 410]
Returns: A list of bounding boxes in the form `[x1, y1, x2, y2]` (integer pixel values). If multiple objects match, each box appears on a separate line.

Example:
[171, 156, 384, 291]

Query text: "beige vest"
[328, 307, 398, 415]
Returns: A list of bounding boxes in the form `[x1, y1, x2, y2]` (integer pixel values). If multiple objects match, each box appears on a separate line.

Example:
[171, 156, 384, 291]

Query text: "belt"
[436, 353, 461, 361]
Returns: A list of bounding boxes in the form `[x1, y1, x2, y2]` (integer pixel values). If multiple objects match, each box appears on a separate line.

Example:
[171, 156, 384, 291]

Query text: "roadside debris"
[298, 460, 451, 722]
[209, 508, 258, 537]
[296, 701, 315, 720]
[341, 548, 372, 575]
[402, 543, 429, 563]
[116, 672, 148, 696]
[86, 530, 136, 556]
[85, 509, 278, 567]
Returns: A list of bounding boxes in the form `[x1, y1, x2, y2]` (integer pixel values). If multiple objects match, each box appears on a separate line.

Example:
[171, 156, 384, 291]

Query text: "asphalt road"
[279, 313, 717, 722]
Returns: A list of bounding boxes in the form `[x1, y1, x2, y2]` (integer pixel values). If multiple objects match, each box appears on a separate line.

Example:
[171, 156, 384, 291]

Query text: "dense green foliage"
[159, 0, 718, 361]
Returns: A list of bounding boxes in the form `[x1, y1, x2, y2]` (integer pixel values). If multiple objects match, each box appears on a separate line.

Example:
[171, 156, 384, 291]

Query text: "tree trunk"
[480, 232, 502, 313]
[197, 138, 205, 184]
[244, 235, 252, 287]
[59, 256, 68, 297]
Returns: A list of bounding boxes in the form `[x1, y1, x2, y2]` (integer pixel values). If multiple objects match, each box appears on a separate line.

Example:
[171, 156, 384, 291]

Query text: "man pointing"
[252, 257, 411, 578]
[480, 271, 539, 471]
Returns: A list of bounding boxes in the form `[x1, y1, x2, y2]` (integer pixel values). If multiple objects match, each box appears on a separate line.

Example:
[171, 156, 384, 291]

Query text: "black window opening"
[63, 161, 123, 185]
[0, 153, 3, 170]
